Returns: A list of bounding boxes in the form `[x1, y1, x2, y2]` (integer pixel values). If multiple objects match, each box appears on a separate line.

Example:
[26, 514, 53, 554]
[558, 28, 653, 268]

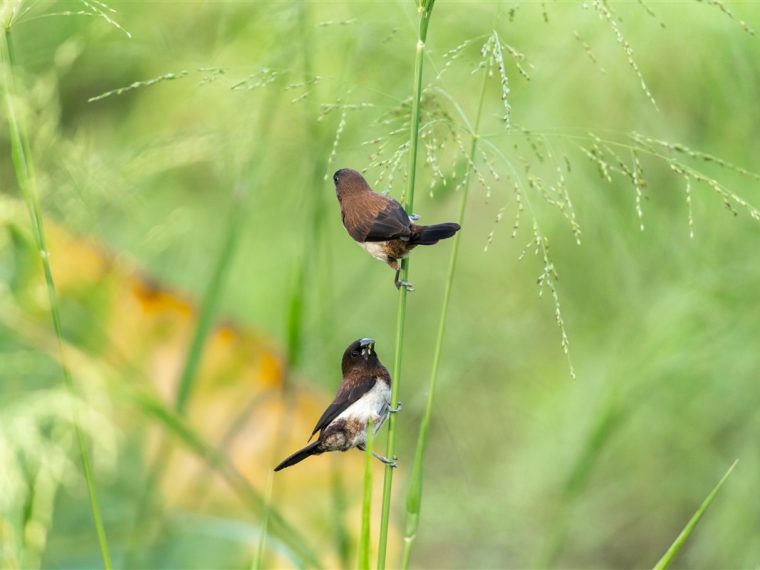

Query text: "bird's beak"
[359, 337, 375, 359]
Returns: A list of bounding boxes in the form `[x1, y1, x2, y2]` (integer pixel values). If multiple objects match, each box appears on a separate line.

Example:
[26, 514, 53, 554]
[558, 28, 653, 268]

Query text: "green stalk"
[252, 472, 275, 570]
[1, 26, 112, 569]
[376, 2, 436, 567]
[358, 420, 375, 569]
[653, 459, 738, 570]
[176, 185, 246, 414]
[400, 65, 489, 569]
[331, 460, 352, 568]
[286, 1, 329, 371]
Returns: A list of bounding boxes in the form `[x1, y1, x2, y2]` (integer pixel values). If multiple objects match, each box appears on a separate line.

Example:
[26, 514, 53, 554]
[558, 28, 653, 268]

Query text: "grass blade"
[130, 389, 323, 569]
[358, 420, 375, 569]
[331, 461, 352, 568]
[1, 26, 112, 569]
[376, 3, 437, 567]
[401, 63, 489, 569]
[176, 186, 247, 414]
[252, 471, 275, 570]
[653, 459, 739, 570]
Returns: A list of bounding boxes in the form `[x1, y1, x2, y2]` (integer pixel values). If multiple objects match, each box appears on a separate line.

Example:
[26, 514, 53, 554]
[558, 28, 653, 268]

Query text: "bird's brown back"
[335, 169, 412, 242]
[341, 191, 409, 242]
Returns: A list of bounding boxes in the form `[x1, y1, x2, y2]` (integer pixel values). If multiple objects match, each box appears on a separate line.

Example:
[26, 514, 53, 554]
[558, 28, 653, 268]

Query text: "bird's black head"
[332, 168, 348, 186]
[341, 337, 379, 374]
[333, 168, 371, 200]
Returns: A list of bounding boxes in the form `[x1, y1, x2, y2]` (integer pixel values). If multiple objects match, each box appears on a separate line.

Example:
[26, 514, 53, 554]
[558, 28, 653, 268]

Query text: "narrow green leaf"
[176, 187, 247, 415]
[653, 459, 739, 570]
[130, 390, 323, 569]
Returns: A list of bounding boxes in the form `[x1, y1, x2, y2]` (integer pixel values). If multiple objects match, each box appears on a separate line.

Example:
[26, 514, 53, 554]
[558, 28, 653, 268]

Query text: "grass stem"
[400, 63, 490, 569]
[1, 24, 112, 569]
[252, 471, 275, 570]
[358, 420, 375, 569]
[176, 186, 247, 414]
[376, 2, 436, 567]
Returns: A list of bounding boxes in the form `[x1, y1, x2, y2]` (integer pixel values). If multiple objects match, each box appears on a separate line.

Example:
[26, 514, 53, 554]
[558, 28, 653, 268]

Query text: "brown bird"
[333, 168, 461, 291]
[274, 338, 400, 471]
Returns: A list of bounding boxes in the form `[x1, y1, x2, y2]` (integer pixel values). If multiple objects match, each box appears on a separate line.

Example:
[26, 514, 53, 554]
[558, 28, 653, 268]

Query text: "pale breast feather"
[359, 241, 390, 263]
[336, 378, 391, 444]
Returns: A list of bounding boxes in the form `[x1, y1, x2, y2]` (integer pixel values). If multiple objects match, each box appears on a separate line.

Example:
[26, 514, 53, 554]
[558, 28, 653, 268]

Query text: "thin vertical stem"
[175, 186, 247, 414]
[358, 420, 375, 569]
[1, 26, 112, 569]
[286, 1, 329, 371]
[401, 65, 489, 569]
[376, 2, 436, 568]
[252, 471, 275, 570]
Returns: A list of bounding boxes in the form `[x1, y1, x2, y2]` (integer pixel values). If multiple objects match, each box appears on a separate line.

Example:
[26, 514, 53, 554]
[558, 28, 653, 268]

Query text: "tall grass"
[4, 3, 759, 568]
[376, 1, 436, 567]
[400, 61, 490, 569]
[1, 23, 112, 569]
[258, 5, 343, 565]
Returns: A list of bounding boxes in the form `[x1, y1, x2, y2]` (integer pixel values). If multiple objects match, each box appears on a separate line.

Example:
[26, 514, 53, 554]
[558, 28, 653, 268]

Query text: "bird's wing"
[309, 376, 377, 440]
[363, 198, 412, 242]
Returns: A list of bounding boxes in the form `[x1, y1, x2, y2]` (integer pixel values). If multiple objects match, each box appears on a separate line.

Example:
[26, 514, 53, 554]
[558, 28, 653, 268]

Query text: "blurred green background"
[1, 1, 760, 568]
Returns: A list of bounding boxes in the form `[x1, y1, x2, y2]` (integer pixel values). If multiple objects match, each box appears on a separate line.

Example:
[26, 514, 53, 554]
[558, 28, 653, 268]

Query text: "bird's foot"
[395, 279, 415, 292]
[389, 402, 403, 413]
[409, 213, 420, 221]
[372, 451, 398, 468]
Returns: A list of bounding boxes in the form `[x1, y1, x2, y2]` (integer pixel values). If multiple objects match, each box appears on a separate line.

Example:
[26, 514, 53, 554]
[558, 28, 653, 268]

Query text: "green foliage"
[1, 1, 759, 568]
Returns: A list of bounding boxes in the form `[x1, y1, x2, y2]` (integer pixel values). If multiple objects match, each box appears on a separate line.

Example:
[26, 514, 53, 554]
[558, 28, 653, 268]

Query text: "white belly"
[359, 241, 389, 263]
[336, 379, 391, 446]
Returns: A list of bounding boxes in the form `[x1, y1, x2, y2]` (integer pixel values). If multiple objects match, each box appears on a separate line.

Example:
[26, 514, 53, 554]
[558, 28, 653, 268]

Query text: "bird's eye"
[351, 350, 361, 358]
[333, 172, 340, 184]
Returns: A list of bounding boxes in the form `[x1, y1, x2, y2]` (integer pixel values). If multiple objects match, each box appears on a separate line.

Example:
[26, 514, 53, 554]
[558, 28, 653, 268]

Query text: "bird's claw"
[389, 402, 403, 413]
[372, 451, 398, 468]
[409, 213, 420, 221]
[395, 280, 415, 292]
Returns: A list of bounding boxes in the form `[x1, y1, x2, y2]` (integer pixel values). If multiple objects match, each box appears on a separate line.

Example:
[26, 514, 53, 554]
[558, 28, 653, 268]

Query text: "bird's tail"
[410, 222, 461, 245]
[274, 441, 321, 472]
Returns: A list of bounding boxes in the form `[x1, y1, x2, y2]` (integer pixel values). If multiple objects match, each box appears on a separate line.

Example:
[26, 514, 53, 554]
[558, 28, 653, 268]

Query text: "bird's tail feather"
[410, 222, 461, 245]
[274, 441, 321, 472]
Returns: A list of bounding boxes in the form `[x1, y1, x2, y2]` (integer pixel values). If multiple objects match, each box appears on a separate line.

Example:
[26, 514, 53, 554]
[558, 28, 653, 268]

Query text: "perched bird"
[274, 338, 400, 472]
[333, 168, 461, 291]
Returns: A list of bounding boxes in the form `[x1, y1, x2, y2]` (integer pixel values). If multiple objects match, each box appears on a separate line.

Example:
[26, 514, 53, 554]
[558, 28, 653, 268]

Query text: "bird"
[274, 338, 401, 472]
[333, 168, 461, 291]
